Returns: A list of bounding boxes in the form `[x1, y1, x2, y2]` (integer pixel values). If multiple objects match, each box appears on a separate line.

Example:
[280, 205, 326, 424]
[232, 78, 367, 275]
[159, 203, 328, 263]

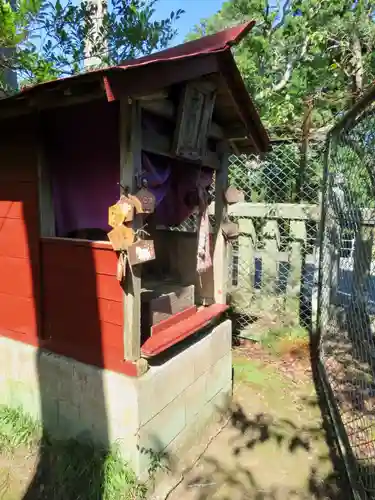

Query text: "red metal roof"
[0, 21, 269, 153]
[15, 21, 255, 96]
[116, 21, 255, 69]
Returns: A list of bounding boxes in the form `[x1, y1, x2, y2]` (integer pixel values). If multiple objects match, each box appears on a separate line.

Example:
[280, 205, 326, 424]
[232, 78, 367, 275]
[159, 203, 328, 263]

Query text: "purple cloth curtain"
[44, 101, 213, 235]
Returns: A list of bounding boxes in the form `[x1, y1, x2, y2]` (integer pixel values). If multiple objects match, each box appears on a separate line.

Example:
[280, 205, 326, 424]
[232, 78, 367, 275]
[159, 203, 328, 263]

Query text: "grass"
[0, 406, 41, 452]
[233, 357, 288, 392]
[0, 405, 148, 500]
[260, 325, 309, 358]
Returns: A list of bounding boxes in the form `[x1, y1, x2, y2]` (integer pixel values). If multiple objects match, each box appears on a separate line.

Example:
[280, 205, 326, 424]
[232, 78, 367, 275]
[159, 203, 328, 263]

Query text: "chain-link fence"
[318, 88, 375, 499]
[226, 141, 324, 340]
[163, 141, 324, 338]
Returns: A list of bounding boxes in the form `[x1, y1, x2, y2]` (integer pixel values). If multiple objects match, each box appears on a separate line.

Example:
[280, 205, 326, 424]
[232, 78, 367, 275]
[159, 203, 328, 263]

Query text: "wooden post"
[37, 117, 56, 237]
[213, 142, 229, 304]
[296, 97, 313, 203]
[120, 99, 143, 362]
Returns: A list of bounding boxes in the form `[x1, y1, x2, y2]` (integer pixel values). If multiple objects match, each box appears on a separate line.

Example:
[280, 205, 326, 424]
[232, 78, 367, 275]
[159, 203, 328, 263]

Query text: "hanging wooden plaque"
[225, 186, 245, 204]
[108, 199, 133, 227]
[107, 225, 135, 251]
[222, 221, 239, 240]
[128, 194, 143, 214]
[174, 80, 217, 162]
[134, 188, 156, 214]
[127, 239, 155, 266]
[116, 253, 127, 282]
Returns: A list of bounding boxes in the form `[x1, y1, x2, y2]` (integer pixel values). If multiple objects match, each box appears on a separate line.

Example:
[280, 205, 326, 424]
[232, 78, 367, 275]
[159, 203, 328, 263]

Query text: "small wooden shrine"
[0, 21, 269, 377]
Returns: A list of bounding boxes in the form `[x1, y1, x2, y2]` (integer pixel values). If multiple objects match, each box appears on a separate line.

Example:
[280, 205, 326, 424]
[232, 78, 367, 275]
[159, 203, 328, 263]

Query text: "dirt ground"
[154, 342, 348, 500]
[0, 341, 349, 500]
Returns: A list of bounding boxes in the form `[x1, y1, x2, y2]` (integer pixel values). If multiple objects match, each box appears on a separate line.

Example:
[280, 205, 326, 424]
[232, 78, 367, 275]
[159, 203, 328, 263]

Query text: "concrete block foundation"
[0, 320, 232, 477]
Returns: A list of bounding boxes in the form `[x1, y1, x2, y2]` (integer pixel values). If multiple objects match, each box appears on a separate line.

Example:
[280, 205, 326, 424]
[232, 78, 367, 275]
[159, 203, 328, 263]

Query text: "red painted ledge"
[151, 305, 197, 337]
[141, 303, 228, 358]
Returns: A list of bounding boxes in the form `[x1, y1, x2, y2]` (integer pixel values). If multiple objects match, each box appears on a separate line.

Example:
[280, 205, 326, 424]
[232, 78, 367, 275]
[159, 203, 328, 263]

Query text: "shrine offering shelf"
[140, 278, 195, 329]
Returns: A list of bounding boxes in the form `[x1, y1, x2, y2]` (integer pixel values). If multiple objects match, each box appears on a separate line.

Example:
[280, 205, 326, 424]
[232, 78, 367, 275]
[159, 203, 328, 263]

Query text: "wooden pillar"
[37, 117, 56, 237]
[213, 142, 229, 304]
[120, 99, 143, 362]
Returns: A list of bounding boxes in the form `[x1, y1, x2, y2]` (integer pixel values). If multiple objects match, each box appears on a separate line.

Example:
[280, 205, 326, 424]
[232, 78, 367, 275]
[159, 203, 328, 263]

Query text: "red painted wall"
[0, 119, 40, 345]
[0, 116, 129, 375]
[40, 238, 125, 371]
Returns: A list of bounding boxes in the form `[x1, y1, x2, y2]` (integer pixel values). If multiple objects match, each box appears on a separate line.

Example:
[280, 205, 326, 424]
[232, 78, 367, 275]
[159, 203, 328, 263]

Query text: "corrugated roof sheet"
[0, 21, 269, 153]
[16, 21, 255, 95]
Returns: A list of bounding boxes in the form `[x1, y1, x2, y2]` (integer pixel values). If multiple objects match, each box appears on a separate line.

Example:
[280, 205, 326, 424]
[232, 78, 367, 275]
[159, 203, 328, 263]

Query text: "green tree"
[187, 0, 375, 137]
[0, 0, 183, 93]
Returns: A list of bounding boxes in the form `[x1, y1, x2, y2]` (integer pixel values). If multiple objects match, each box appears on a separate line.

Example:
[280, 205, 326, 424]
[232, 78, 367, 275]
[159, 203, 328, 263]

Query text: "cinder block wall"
[0, 320, 232, 476]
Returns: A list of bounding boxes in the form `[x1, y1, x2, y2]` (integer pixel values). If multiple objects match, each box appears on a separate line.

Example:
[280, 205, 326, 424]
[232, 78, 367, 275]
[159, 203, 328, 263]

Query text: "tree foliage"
[187, 0, 375, 137]
[0, 0, 183, 93]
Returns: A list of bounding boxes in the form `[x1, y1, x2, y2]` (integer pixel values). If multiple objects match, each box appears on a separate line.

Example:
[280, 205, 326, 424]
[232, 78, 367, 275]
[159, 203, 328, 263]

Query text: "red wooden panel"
[0, 131, 38, 183]
[41, 239, 118, 276]
[0, 182, 38, 219]
[0, 292, 37, 339]
[141, 304, 228, 357]
[42, 269, 122, 302]
[40, 240, 123, 365]
[43, 296, 122, 327]
[92, 247, 119, 275]
[0, 328, 38, 347]
[0, 157, 37, 183]
[42, 338, 136, 376]
[0, 256, 33, 297]
[97, 298, 122, 325]
[44, 317, 123, 350]
[0, 217, 38, 259]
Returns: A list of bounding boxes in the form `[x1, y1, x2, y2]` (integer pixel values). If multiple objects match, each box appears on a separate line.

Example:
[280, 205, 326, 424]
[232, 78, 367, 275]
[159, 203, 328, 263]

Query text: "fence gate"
[317, 88, 375, 499]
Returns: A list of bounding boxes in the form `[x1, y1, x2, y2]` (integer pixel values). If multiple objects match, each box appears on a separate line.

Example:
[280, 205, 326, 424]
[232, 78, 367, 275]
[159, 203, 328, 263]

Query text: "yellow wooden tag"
[107, 225, 135, 251]
[108, 199, 134, 227]
[108, 204, 125, 228]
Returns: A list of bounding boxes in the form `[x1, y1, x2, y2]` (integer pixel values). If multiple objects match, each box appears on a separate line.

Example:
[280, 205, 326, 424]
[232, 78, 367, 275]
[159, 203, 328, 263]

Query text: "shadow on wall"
[22, 240, 109, 500]
[0, 118, 110, 498]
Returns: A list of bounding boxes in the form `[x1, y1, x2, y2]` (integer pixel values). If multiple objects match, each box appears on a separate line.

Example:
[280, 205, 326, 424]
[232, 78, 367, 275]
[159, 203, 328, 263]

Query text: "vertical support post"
[120, 98, 143, 362]
[352, 223, 372, 310]
[37, 117, 56, 237]
[213, 142, 229, 304]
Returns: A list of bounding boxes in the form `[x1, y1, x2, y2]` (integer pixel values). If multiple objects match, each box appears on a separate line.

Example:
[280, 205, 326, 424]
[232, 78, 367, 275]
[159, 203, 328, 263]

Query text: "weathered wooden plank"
[213, 142, 230, 304]
[140, 96, 224, 140]
[174, 80, 216, 162]
[120, 99, 143, 362]
[287, 221, 306, 297]
[208, 202, 320, 221]
[238, 219, 256, 293]
[261, 221, 279, 295]
[37, 119, 56, 237]
[146, 285, 195, 325]
[142, 128, 219, 170]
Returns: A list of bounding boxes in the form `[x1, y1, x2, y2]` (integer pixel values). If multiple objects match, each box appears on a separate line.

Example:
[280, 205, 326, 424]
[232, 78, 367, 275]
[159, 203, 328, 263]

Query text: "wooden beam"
[37, 117, 56, 237]
[208, 202, 321, 221]
[142, 128, 220, 170]
[0, 89, 105, 121]
[213, 142, 230, 304]
[120, 98, 143, 362]
[108, 53, 220, 102]
[140, 98, 224, 140]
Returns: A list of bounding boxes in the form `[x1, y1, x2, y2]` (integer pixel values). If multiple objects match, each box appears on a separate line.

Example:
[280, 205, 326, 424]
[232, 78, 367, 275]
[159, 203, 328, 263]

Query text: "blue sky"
[155, 0, 224, 45]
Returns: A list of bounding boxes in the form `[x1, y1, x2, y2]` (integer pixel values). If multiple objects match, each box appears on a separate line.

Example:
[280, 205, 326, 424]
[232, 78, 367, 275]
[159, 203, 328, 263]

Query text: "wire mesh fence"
[165, 141, 324, 338]
[226, 141, 324, 340]
[318, 89, 375, 499]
